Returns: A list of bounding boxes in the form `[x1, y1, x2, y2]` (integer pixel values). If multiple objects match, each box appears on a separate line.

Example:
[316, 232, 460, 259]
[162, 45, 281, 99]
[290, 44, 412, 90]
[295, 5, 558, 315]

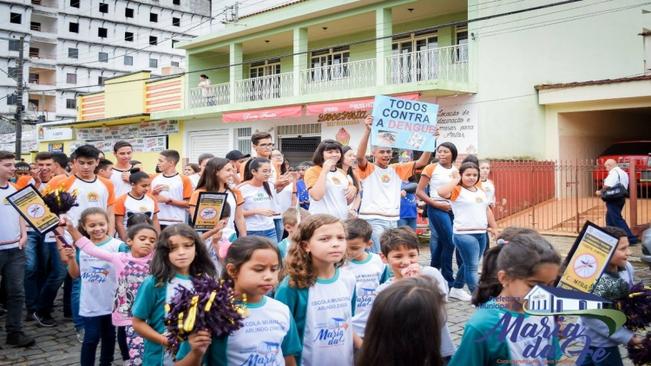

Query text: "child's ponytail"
[473, 231, 561, 306]
[472, 245, 505, 306]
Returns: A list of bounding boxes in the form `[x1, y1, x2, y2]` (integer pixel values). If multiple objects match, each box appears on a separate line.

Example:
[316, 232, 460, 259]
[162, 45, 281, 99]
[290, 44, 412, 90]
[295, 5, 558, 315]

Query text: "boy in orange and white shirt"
[113, 171, 160, 241]
[151, 150, 192, 230]
[47, 145, 116, 238]
[356, 115, 434, 253]
[109, 141, 134, 197]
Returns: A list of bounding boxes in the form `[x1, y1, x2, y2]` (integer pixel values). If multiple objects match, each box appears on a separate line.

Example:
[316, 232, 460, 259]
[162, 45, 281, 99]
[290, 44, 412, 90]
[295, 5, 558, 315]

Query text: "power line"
[28, 0, 584, 94]
[478, 0, 647, 37]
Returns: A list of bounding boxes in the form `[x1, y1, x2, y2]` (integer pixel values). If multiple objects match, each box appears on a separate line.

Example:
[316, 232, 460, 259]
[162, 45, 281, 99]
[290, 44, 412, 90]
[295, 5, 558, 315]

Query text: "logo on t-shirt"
[475, 197, 484, 203]
[242, 341, 281, 366]
[380, 174, 391, 183]
[356, 287, 376, 309]
[314, 317, 348, 347]
[87, 192, 99, 202]
[331, 176, 342, 186]
[82, 265, 110, 283]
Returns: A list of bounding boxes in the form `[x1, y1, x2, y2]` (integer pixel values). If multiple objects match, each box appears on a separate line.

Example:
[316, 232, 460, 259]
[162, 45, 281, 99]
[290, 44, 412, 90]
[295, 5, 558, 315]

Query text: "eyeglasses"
[258, 143, 274, 148]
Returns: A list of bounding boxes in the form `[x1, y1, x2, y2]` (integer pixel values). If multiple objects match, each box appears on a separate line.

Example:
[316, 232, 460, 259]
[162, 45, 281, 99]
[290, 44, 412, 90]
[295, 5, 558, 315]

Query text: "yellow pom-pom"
[204, 290, 217, 312]
[183, 295, 199, 333]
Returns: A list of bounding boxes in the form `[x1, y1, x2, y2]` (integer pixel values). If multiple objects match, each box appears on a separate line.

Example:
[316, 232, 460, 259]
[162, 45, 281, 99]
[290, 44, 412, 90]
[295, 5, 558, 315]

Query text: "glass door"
[416, 35, 437, 81]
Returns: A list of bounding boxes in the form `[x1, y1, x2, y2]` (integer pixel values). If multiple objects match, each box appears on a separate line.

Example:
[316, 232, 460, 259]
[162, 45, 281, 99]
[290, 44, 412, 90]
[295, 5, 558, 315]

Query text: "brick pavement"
[0, 234, 648, 365]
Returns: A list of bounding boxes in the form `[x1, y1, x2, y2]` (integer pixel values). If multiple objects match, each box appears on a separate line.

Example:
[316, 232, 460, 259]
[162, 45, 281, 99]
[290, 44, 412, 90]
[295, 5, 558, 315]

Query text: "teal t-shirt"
[176, 296, 302, 365]
[131, 274, 193, 366]
[449, 300, 562, 366]
[277, 238, 289, 259]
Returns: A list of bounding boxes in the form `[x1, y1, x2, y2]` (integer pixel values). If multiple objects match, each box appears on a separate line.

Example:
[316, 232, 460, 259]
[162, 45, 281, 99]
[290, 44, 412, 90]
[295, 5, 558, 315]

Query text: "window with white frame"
[66, 98, 76, 109]
[248, 58, 281, 100]
[391, 31, 438, 83]
[309, 46, 350, 82]
[234, 127, 252, 155]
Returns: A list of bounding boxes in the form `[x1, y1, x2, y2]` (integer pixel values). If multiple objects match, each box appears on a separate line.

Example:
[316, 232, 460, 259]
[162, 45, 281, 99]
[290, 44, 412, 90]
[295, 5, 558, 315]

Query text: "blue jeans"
[24, 231, 66, 316]
[428, 206, 456, 286]
[452, 233, 487, 292]
[578, 346, 622, 366]
[72, 277, 84, 330]
[247, 228, 278, 244]
[397, 218, 417, 230]
[273, 218, 284, 242]
[366, 219, 398, 254]
[81, 314, 115, 366]
[605, 199, 637, 243]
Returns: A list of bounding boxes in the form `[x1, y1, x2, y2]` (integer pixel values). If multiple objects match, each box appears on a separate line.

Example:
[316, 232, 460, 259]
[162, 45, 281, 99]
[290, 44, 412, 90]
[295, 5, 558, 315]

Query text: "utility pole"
[14, 36, 25, 158]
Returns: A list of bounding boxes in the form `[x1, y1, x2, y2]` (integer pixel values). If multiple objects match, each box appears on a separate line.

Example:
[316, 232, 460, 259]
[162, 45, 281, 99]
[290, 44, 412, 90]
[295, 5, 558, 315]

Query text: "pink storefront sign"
[222, 105, 303, 122]
[305, 93, 420, 115]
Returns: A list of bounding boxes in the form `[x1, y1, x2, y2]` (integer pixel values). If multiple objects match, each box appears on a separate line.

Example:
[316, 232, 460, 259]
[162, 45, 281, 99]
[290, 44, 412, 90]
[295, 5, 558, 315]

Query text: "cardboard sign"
[557, 221, 619, 293]
[7, 184, 60, 235]
[191, 192, 228, 231]
[370, 95, 438, 152]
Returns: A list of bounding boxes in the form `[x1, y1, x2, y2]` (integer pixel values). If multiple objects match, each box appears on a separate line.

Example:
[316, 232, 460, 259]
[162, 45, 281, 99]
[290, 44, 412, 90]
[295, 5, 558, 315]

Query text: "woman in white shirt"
[341, 145, 361, 217]
[238, 158, 278, 243]
[438, 162, 497, 301]
[416, 142, 459, 291]
[304, 140, 356, 220]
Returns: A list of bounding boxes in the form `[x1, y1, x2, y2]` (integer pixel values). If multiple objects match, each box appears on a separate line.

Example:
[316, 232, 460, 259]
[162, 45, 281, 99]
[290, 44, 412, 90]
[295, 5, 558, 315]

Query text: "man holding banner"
[356, 95, 438, 252]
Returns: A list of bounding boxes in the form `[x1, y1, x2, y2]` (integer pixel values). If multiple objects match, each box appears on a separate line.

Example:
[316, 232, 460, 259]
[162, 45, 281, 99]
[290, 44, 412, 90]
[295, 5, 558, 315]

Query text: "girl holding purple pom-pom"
[131, 224, 217, 365]
[175, 236, 302, 366]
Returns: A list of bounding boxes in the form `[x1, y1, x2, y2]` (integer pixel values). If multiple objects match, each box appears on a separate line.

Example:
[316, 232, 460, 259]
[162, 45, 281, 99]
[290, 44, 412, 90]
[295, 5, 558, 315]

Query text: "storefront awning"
[222, 105, 302, 122]
[305, 93, 420, 116]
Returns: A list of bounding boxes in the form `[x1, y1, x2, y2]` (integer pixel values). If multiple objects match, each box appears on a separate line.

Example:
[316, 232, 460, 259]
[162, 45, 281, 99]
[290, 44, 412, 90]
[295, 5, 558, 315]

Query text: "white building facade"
[1, 0, 214, 122]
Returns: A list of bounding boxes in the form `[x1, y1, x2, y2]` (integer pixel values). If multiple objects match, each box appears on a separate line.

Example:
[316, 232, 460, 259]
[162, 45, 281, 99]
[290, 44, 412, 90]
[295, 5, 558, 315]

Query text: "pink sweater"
[76, 237, 153, 326]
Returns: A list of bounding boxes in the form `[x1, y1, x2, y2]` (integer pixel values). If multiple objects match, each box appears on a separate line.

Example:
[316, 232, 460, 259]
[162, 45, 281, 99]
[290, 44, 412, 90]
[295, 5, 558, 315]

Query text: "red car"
[593, 141, 651, 189]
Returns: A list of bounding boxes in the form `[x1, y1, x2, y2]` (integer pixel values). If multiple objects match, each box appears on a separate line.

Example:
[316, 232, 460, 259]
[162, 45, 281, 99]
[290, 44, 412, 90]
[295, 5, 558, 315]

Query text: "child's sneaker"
[449, 287, 472, 301]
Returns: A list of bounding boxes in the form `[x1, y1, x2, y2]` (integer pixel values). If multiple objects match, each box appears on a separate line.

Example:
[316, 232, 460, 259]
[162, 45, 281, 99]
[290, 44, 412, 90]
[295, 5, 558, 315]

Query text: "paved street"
[0, 235, 649, 365]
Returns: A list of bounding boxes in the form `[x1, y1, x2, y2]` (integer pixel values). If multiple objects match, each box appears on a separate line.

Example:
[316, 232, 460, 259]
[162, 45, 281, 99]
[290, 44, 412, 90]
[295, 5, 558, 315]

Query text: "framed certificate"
[7, 184, 60, 235]
[557, 221, 619, 293]
[191, 192, 228, 231]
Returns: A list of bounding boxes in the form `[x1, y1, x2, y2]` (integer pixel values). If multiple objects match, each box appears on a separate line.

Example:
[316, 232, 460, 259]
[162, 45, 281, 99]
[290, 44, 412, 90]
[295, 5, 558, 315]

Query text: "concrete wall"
[470, 0, 647, 159]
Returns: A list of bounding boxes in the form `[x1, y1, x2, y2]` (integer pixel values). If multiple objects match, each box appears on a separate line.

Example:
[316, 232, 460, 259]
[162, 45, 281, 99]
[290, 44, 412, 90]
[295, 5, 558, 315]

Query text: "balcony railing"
[185, 45, 469, 109]
[300, 58, 376, 95]
[385, 44, 468, 85]
[235, 72, 293, 103]
[189, 82, 229, 108]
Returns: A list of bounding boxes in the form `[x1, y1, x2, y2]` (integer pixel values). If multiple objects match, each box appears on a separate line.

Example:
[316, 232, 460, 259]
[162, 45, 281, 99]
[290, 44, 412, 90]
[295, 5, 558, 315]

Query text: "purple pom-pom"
[614, 282, 651, 331]
[627, 332, 651, 366]
[164, 275, 244, 358]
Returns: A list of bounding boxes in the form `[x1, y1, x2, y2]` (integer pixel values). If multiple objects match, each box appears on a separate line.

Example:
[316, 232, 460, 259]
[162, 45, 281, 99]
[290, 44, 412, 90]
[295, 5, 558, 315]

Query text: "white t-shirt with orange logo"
[113, 193, 159, 228]
[449, 186, 489, 234]
[421, 163, 458, 202]
[355, 162, 415, 221]
[110, 168, 132, 198]
[304, 166, 351, 220]
[47, 175, 116, 227]
[151, 173, 192, 226]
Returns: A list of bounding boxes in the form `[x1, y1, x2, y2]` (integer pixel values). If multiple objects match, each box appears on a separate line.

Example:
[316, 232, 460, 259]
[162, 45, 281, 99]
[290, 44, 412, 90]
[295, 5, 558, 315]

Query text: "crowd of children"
[0, 113, 646, 366]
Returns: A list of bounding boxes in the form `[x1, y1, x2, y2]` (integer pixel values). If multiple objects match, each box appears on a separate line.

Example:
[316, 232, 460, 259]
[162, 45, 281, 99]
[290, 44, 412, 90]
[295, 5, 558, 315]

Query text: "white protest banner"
[370, 95, 438, 152]
[436, 96, 478, 155]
